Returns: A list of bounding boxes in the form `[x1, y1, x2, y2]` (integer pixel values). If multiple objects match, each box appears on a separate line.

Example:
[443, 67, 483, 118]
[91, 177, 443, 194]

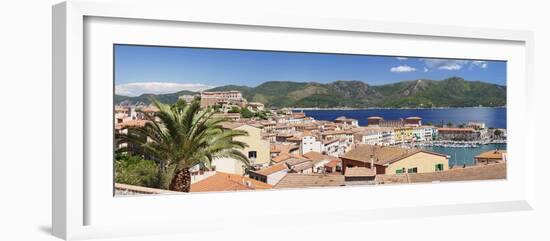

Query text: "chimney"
[370, 154, 375, 173]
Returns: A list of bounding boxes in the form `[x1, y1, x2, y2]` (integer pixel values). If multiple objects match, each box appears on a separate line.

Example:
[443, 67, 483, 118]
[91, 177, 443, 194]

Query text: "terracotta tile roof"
[409, 163, 506, 182]
[342, 144, 447, 166]
[260, 120, 276, 125]
[272, 153, 304, 163]
[373, 174, 408, 184]
[324, 159, 341, 168]
[190, 172, 272, 192]
[137, 106, 159, 113]
[323, 139, 340, 145]
[117, 119, 149, 128]
[344, 167, 376, 177]
[274, 173, 345, 189]
[252, 163, 288, 176]
[289, 161, 314, 173]
[375, 163, 506, 184]
[342, 145, 410, 164]
[221, 122, 246, 129]
[322, 130, 353, 136]
[283, 157, 308, 165]
[270, 143, 299, 154]
[354, 126, 394, 136]
[303, 151, 338, 164]
[276, 133, 294, 138]
[286, 135, 303, 142]
[475, 150, 507, 160]
[212, 113, 241, 119]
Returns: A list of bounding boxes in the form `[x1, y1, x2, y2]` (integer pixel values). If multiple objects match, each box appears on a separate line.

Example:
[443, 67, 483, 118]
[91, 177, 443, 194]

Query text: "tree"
[254, 110, 269, 120]
[494, 129, 502, 137]
[240, 108, 255, 118]
[228, 106, 240, 113]
[115, 154, 162, 188]
[117, 99, 250, 192]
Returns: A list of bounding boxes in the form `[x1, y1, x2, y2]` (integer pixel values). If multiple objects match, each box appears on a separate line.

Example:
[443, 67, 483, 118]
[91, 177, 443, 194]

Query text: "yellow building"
[213, 124, 270, 175]
[342, 144, 449, 175]
[385, 151, 449, 174]
[393, 127, 414, 143]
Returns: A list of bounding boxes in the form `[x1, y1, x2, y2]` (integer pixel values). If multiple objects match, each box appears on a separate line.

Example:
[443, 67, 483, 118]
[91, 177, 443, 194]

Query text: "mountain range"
[115, 77, 506, 108]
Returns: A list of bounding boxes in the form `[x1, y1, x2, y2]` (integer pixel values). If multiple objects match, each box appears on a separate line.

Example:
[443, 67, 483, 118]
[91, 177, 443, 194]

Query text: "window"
[248, 151, 257, 159]
[407, 167, 418, 173]
[435, 163, 444, 172]
[396, 169, 403, 174]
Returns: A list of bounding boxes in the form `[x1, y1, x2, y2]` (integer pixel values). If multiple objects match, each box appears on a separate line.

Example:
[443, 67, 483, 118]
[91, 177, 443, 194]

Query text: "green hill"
[115, 77, 506, 108]
[115, 90, 197, 105]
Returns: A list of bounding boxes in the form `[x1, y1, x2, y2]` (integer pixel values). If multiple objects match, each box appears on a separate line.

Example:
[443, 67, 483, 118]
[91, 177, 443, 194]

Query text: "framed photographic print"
[52, 0, 535, 240]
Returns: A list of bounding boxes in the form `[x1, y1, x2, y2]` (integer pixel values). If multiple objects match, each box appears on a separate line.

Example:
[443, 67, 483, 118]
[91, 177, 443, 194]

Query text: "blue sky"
[114, 44, 506, 96]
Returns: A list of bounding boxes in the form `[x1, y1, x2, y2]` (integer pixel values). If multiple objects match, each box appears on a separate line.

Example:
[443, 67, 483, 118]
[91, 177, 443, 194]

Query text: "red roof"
[324, 159, 342, 168]
[253, 163, 289, 176]
[190, 172, 272, 192]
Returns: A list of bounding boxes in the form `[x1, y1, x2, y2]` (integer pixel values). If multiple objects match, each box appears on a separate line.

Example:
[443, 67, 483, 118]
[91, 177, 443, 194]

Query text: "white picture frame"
[52, 0, 535, 240]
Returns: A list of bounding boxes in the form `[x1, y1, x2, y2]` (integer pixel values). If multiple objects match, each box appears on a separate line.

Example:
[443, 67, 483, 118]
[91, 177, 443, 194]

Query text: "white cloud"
[438, 64, 462, 70]
[472, 61, 488, 68]
[422, 59, 468, 71]
[423, 67, 429, 72]
[396, 57, 408, 60]
[421, 59, 489, 71]
[390, 65, 416, 72]
[115, 82, 214, 96]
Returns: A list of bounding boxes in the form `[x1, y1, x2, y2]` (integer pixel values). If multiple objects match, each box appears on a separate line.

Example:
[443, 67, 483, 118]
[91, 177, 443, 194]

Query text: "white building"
[412, 127, 425, 142]
[323, 139, 344, 156]
[334, 116, 359, 128]
[300, 132, 322, 155]
[249, 163, 289, 185]
[303, 152, 338, 174]
[423, 126, 435, 141]
[354, 127, 395, 146]
[467, 122, 486, 129]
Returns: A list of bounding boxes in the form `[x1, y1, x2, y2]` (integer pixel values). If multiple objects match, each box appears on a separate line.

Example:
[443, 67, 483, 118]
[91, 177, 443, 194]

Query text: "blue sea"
[423, 143, 506, 167]
[297, 107, 506, 129]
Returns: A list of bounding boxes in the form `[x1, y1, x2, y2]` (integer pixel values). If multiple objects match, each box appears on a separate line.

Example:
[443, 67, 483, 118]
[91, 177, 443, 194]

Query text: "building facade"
[300, 133, 322, 154]
[212, 124, 270, 175]
[341, 145, 449, 175]
[200, 91, 247, 108]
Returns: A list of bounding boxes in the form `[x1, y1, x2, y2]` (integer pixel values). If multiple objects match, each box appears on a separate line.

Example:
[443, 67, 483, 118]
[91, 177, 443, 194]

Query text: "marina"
[421, 143, 506, 167]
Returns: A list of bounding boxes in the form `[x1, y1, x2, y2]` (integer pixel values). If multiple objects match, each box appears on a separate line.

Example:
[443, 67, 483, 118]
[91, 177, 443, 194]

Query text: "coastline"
[291, 106, 507, 111]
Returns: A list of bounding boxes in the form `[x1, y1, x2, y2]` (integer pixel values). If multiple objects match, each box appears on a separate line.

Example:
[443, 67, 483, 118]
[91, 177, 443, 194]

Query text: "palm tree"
[117, 99, 250, 192]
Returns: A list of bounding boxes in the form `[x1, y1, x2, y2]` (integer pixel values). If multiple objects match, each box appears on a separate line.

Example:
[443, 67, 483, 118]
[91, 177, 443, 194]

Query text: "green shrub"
[115, 154, 161, 188]
[240, 108, 255, 118]
[228, 106, 241, 113]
